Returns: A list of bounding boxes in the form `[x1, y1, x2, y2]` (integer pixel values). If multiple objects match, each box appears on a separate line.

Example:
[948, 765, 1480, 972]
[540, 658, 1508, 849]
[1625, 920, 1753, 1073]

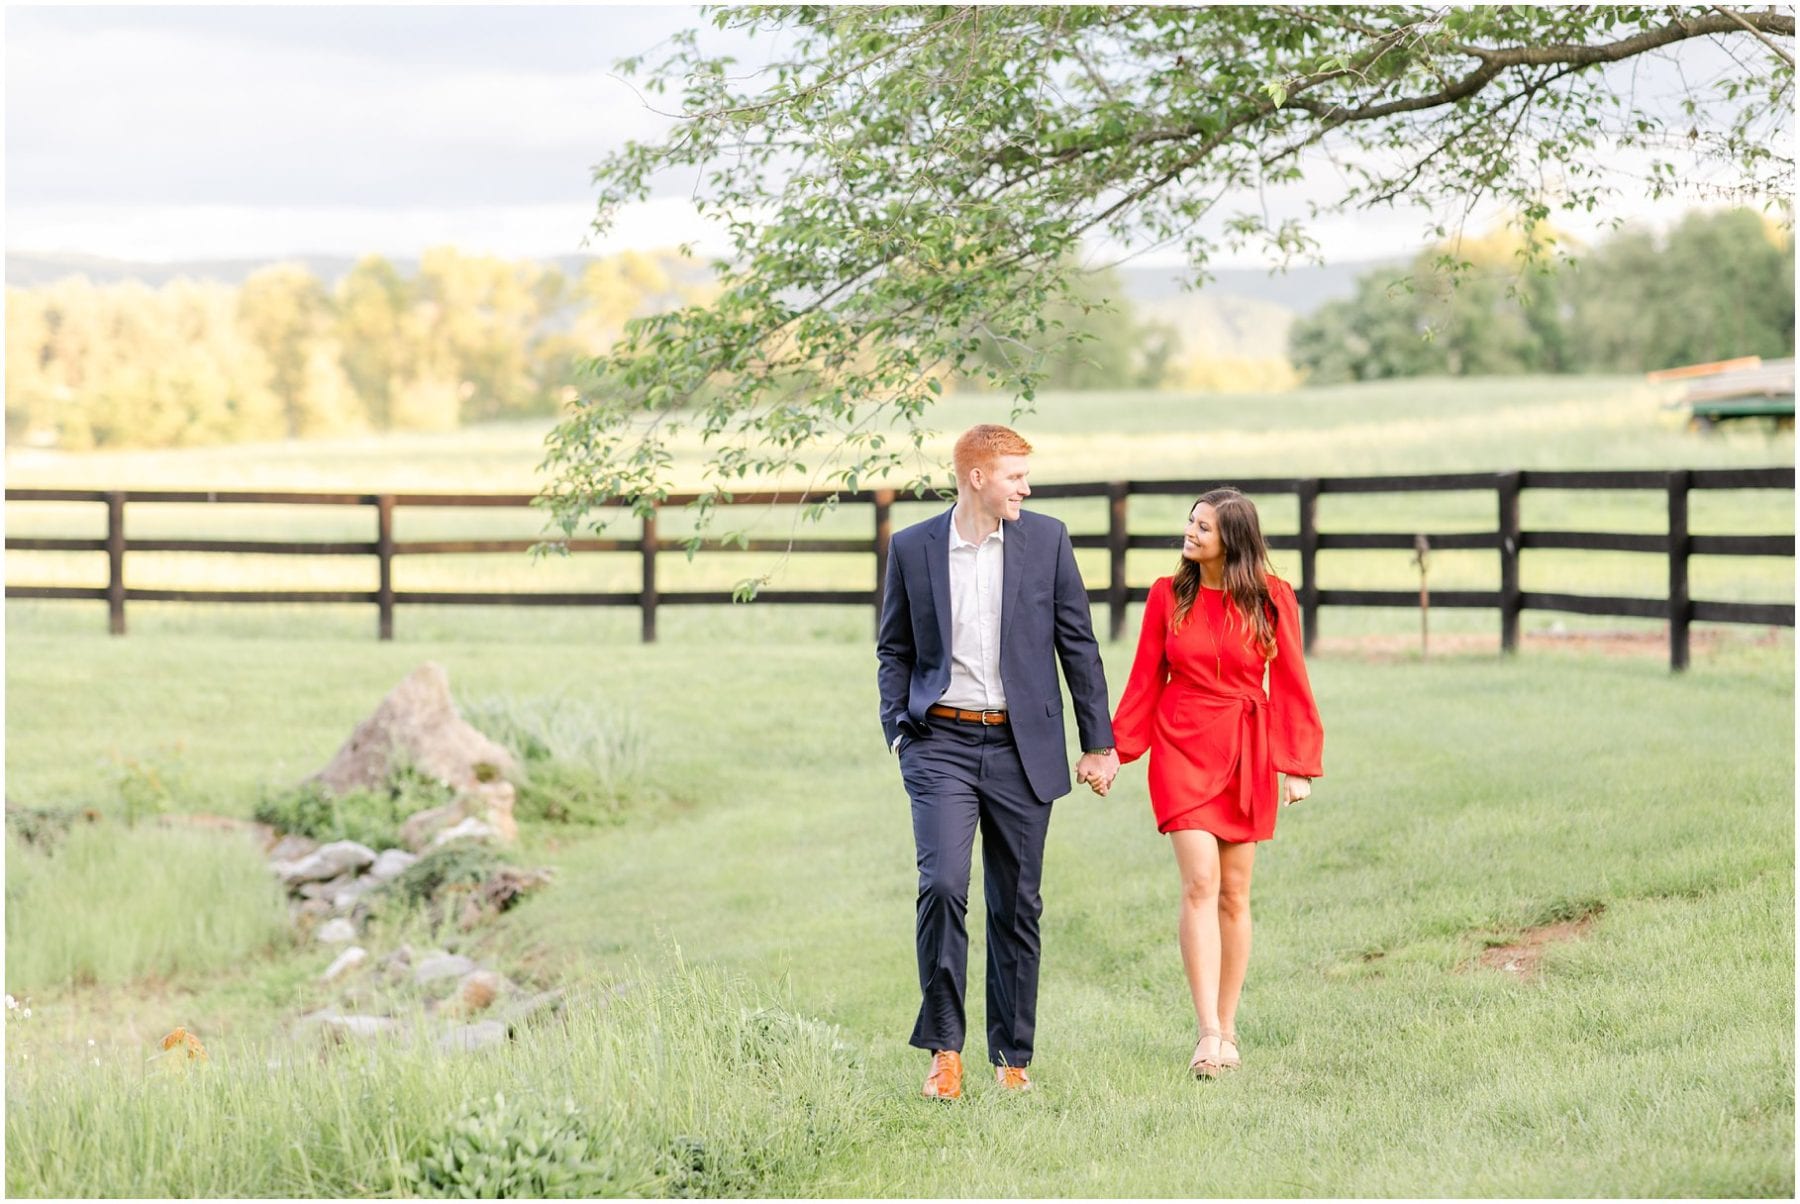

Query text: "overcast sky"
[5, 5, 1773, 268]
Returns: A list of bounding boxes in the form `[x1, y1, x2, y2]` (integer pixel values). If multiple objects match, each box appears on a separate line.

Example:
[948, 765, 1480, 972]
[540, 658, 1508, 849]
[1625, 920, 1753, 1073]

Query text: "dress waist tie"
[1225, 688, 1274, 837]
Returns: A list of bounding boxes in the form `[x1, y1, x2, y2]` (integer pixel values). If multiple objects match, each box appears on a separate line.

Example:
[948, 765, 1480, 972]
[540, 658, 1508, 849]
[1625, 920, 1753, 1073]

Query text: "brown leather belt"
[928, 703, 1008, 726]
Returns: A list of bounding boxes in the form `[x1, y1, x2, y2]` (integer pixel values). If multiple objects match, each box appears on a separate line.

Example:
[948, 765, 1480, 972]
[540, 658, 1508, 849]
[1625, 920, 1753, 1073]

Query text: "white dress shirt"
[938, 504, 1007, 711]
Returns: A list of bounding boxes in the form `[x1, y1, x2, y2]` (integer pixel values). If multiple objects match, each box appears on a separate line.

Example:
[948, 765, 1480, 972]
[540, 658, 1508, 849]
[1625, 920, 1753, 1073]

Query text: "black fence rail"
[6, 467, 1793, 670]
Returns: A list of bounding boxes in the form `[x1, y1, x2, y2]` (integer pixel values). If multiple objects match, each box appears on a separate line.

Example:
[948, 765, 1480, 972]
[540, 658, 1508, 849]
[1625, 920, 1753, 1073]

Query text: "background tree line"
[7, 207, 1790, 452]
[1291, 208, 1795, 384]
[5, 248, 710, 450]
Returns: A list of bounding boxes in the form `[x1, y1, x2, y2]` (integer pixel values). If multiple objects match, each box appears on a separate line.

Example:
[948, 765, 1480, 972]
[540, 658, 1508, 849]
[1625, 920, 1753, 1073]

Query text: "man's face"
[970, 454, 1032, 521]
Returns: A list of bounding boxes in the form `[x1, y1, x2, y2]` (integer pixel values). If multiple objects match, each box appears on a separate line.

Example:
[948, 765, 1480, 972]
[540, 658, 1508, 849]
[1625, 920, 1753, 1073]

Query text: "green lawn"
[4, 610, 1793, 1196]
[4, 375, 1793, 1195]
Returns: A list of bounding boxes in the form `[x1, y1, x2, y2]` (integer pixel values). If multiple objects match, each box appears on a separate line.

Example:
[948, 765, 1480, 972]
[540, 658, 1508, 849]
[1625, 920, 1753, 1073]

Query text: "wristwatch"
[1086, 747, 1115, 756]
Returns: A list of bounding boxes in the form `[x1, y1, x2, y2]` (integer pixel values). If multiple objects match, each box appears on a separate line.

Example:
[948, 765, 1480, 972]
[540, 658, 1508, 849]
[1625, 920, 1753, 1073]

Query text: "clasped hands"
[1075, 749, 1120, 797]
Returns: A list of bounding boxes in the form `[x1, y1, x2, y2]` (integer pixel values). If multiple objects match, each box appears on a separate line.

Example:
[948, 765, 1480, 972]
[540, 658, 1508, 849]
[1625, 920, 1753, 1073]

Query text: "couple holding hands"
[877, 425, 1324, 1097]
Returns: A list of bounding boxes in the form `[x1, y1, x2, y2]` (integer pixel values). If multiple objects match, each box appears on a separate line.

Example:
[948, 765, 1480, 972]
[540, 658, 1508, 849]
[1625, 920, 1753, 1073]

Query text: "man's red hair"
[953, 424, 1033, 483]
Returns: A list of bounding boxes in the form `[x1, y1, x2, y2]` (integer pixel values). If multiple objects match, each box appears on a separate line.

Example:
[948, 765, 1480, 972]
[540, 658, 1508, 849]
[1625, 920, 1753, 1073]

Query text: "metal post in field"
[1498, 471, 1522, 654]
[640, 505, 659, 643]
[106, 490, 126, 635]
[1107, 480, 1129, 641]
[873, 489, 894, 634]
[376, 494, 396, 641]
[1412, 533, 1430, 658]
[1296, 479, 1319, 653]
[1667, 470, 1691, 671]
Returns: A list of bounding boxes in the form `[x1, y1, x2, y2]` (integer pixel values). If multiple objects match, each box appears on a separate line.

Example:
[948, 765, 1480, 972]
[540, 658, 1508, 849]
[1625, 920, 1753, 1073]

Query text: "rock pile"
[257, 662, 564, 1055]
[311, 661, 520, 846]
[295, 942, 567, 1054]
[268, 834, 419, 936]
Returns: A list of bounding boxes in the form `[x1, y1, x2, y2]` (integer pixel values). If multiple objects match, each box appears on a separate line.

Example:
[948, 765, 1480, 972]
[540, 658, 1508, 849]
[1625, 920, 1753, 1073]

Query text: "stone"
[264, 832, 319, 863]
[316, 918, 358, 944]
[322, 946, 368, 982]
[276, 841, 378, 887]
[301, 1010, 401, 1043]
[297, 872, 358, 901]
[376, 944, 415, 980]
[398, 803, 464, 852]
[366, 848, 418, 883]
[430, 817, 496, 848]
[293, 898, 333, 927]
[331, 880, 373, 914]
[462, 780, 519, 844]
[438, 1021, 507, 1054]
[307, 663, 519, 843]
[455, 970, 503, 1014]
[413, 953, 476, 986]
[497, 988, 566, 1031]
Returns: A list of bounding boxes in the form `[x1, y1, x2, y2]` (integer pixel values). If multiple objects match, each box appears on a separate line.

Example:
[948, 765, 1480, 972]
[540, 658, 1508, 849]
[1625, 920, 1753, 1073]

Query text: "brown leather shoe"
[995, 1065, 1032, 1092]
[922, 1050, 963, 1100]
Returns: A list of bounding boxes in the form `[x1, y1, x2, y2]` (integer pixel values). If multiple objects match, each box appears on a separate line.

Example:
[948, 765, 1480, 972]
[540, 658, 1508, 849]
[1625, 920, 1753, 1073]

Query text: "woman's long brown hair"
[1171, 488, 1277, 659]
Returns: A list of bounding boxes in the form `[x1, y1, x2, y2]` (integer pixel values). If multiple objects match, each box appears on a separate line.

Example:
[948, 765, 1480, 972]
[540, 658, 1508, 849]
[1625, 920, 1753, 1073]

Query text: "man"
[876, 423, 1120, 1099]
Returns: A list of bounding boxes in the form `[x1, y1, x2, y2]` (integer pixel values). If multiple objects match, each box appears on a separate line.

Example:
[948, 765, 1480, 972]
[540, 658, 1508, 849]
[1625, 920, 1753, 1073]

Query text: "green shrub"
[402, 1092, 649, 1198]
[254, 766, 455, 850]
[377, 841, 516, 913]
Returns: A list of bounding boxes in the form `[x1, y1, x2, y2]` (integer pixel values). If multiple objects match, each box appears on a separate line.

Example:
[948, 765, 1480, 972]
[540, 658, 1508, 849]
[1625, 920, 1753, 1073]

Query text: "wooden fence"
[6, 467, 1793, 670]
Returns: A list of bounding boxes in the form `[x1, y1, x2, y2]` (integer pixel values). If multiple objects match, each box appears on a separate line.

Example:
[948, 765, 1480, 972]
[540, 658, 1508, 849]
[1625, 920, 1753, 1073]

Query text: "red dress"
[1112, 576, 1324, 842]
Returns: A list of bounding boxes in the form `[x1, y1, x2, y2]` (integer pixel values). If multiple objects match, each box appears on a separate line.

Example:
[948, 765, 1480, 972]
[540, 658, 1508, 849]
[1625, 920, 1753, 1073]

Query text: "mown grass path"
[6, 611, 1792, 1195]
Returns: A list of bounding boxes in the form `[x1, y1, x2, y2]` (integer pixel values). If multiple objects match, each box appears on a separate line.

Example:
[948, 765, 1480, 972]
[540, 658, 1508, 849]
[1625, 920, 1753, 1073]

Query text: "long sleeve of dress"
[1111, 576, 1172, 764]
[1267, 577, 1324, 778]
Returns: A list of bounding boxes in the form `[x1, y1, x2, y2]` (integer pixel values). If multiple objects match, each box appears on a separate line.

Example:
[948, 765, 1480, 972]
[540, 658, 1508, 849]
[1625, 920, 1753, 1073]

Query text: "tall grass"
[459, 690, 654, 824]
[5, 959, 868, 1198]
[4, 823, 293, 992]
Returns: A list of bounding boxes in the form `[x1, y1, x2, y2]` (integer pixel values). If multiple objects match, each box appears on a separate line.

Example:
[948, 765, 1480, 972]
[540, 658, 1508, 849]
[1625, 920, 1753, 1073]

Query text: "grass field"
[5, 375, 1795, 1196]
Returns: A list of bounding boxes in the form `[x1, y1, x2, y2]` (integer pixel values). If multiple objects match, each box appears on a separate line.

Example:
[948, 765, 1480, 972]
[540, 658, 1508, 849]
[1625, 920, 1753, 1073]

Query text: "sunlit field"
[5, 375, 1793, 1196]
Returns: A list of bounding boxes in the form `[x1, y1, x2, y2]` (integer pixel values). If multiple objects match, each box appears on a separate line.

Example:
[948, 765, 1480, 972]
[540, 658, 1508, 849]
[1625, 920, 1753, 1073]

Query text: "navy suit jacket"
[876, 507, 1114, 802]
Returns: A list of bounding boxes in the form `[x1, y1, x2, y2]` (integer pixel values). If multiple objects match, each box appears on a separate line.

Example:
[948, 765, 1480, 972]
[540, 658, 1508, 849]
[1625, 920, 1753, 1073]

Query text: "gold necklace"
[1202, 583, 1225, 680]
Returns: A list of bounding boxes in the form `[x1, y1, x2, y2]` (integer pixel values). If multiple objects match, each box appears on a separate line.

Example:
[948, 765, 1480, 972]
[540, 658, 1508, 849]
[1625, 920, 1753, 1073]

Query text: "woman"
[1111, 488, 1324, 1078]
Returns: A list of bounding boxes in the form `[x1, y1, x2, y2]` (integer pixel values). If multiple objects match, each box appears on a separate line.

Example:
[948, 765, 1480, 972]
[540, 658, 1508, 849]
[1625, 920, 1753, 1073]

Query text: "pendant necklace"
[1204, 584, 1225, 681]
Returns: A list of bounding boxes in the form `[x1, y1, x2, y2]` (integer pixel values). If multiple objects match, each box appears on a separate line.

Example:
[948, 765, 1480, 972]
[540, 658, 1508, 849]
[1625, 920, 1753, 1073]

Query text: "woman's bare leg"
[1216, 839, 1257, 1043]
[1169, 830, 1223, 1054]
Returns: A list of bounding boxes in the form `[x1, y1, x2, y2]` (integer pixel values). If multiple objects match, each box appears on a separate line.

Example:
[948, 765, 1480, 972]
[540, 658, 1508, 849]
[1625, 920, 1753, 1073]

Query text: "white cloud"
[7, 23, 672, 207]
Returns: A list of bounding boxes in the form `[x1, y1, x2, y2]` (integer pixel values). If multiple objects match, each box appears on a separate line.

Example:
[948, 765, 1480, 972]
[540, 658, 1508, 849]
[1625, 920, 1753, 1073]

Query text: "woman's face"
[1182, 502, 1224, 565]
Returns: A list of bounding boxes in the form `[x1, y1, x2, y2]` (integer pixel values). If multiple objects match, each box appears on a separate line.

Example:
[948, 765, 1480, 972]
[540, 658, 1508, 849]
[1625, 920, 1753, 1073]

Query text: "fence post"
[873, 489, 894, 633]
[1667, 469, 1691, 671]
[376, 494, 395, 641]
[1297, 478, 1319, 653]
[106, 490, 126, 636]
[640, 505, 659, 643]
[1498, 471, 1522, 654]
[1107, 481, 1129, 641]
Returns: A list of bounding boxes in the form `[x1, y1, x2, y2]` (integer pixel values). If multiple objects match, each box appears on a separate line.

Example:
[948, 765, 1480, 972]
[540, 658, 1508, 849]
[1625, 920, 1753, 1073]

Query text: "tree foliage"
[4, 249, 705, 450]
[1291, 208, 1795, 381]
[541, 4, 1793, 551]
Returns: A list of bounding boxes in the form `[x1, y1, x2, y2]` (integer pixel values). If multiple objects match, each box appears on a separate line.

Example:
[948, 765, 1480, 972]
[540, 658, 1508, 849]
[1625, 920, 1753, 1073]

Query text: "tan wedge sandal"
[1189, 1028, 1224, 1079]
[1217, 1030, 1242, 1071]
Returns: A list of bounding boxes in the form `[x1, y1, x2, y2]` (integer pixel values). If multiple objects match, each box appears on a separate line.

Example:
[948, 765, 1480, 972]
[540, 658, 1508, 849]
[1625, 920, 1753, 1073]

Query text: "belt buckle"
[979, 709, 1005, 725]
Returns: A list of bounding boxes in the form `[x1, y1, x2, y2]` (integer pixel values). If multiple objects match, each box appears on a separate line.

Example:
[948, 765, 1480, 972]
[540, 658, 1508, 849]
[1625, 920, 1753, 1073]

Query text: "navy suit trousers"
[898, 719, 1052, 1068]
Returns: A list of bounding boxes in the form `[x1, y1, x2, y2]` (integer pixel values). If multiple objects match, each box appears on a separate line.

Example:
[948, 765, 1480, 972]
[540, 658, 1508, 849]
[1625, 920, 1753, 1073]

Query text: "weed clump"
[400, 1092, 650, 1198]
[460, 692, 650, 826]
[254, 765, 455, 850]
